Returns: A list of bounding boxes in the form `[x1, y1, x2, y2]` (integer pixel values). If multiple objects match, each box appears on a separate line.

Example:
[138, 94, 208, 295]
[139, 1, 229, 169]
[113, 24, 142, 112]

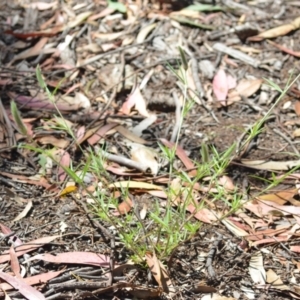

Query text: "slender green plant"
[10, 101, 28, 136]
[29, 54, 300, 265]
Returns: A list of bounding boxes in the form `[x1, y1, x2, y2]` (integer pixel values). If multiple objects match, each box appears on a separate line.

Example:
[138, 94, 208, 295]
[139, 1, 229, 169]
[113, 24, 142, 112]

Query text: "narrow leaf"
[0, 271, 45, 300]
[25, 252, 110, 266]
[10, 101, 27, 135]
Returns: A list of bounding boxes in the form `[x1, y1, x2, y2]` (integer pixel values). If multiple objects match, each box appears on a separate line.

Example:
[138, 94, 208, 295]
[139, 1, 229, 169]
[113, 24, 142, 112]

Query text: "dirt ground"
[1, 0, 300, 299]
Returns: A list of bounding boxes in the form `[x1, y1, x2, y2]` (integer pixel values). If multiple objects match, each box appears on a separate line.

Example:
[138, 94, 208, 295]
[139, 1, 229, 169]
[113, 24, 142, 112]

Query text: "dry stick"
[45, 293, 70, 300]
[190, 57, 204, 98]
[49, 281, 107, 292]
[205, 233, 223, 279]
[100, 150, 148, 172]
[213, 42, 261, 68]
[0, 97, 15, 150]
[170, 90, 181, 143]
[272, 128, 299, 156]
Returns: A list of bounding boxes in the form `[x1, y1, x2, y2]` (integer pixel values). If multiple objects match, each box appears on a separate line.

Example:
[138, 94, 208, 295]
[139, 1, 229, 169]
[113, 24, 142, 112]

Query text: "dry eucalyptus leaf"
[139, 203, 148, 220]
[249, 251, 266, 284]
[37, 136, 70, 148]
[130, 143, 159, 175]
[266, 269, 289, 290]
[293, 128, 300, 138]
[132, 114, 157, 137]
[227, 78, 262, 103]
[136, 23, 157, 43]
[294, 101, 300, 116]
[241, 159, 300, 171]
[12, 200, 33, 222]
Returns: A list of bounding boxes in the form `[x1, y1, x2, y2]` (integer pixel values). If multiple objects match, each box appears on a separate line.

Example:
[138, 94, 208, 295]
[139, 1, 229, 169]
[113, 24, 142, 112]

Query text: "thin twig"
[189, 55, 204, 98]
[0, 97, 15, 149]
[170, 90, 181, 143]
[99, 150, 148, 173]
[206, 233, 223, 279]
[272, 128, 299, 156]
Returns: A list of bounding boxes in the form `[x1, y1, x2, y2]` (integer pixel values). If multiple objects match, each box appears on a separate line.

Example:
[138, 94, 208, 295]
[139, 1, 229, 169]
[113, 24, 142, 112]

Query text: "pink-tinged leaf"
[0, 79, 12, 85]
[252, 236, 289, 247]
[10, 247, 21, 278]
[0, 270, 64, 291]
[26, 252, 110, 267]
[0, 171, 52, 189]
[8, 92, 85, 112]
[246, 227, 288, 241]
[27, 1, 58, 10]
[88, 7, 116, 21]
[227, 217, 252, 232]
[160, 139, 196, 176]
[76, 125, 85, 142]
[0, 236, 59, 263]
[268, 40, 300, 58]
[291, 245, 300, 253]
[87, 123, 117, 146]
[8, 37, 49, 65]
[120, 89, 137, 115]
[120, 87, 150, 117]
[0, 223, 13, 235]
[226, 74, 237, 90]
[213, 69, 228, 101]
[148, 190, 168, 198]
[0, 223, 22, 247]
[187, 205, 218, 223]
[218, 175, 235, 190]
[112, 197, 133, 216]
[244, 200, 300, 217]
[0, 271, 45, 300]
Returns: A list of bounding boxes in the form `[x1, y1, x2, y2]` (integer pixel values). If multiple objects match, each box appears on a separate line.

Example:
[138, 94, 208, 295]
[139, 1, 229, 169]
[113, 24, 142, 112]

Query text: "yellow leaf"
[59, 185, 77, 197]
[108, 181, 163, 190]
